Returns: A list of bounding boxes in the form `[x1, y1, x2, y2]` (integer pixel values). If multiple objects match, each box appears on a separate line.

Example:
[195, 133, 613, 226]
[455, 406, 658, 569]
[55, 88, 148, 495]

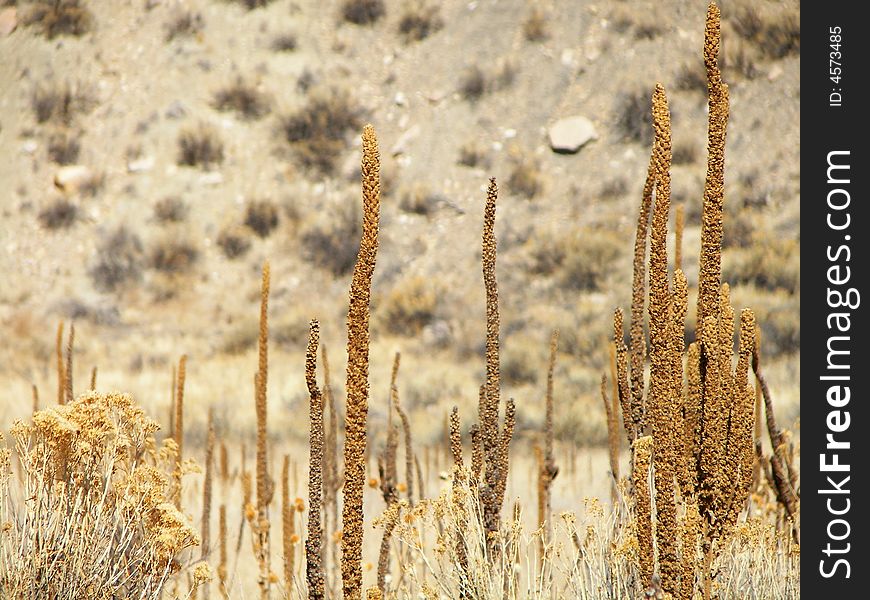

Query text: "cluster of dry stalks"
[0, 4, 798, 599]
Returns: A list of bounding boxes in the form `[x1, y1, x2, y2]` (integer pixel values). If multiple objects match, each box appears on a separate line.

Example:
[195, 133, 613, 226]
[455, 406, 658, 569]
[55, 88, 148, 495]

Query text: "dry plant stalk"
[90, 366, 97, 391]
[219, 504, 228, 598]
[64, 322, 75, 404]
[32, 384, 39, 414]
[253, 261, 272, 598]
[538, 330, 559, 553]
[56, 322, 65, 405]
[306, 320, 326, 600]
[200, 408, 216, 599]
[341, 124, 381, 600]
[600, 372, 619, 504]
[321, 343, 341, 594]
[674, 204, 685, 272]
[391, 352, 416, 507]
[174, 354, 187, 509]
[282, 455, 296, 593]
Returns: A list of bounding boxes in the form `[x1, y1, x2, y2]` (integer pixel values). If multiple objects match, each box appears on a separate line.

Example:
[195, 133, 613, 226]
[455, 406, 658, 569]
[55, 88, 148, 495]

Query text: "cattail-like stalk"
[32, 384, 39, 414]
[174, 354, 187, 509]
[613, 309, 633, 440]
[306, 320, 326, 600]
[253, 261, 272, 598]
[448, 406, 470, 596]
[282, 455, 296, 593]
[633, 435, 654, 585]
[448, 406, 463, 470]
[201, 408, 216, 599]
[321, 343, 340, 595]
[480, 177, 505, 551]
[56, 322, 65, 405]
[645, 83, 681, 594]
[169, 364, 176, 440]
[341, 124, 381, 600]
[697, 1, 729, 332]
[220, 443, 229, 486]
[469, 424, 482, 481]
[375, 502, 401, 595]
[64, 322, 75, 404]
[493, 398, 516, 513]
[89, 366, 97, 391]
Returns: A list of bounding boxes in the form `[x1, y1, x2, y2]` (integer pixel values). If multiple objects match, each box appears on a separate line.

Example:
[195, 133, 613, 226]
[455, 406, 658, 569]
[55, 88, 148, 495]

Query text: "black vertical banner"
[803, 3, 867, 596]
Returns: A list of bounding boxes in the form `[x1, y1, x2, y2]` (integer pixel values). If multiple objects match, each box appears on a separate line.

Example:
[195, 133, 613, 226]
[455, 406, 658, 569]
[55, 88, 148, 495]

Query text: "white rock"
[54, 165, 94, 194]
[127, 156, 155, 173]
[548, 116, 598, 154]
[199, 171, 224, 186]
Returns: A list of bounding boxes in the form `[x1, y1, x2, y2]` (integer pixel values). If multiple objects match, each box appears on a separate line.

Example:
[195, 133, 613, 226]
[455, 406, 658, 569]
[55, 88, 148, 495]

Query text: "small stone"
[390, 124, 420, 156]
[165, 100, 187, 119]
[548, 116, 598, 154]
[127, 156, 155, 173]
[54, 165, 94, 194]
[199, 171, 224, 186]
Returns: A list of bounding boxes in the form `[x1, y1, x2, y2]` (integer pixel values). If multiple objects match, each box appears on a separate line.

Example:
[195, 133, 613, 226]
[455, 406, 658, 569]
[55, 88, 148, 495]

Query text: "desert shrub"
[399, 184, 441, 216]
[508, 156, 542, 199]
[165, 10, 203, 41]
[529, 228, 622, 292]
[380, 275, 438, 335]
[459, 66, 486, 101]
[615, 88, 653, 144]
[177, 125, 224, 168]
[731, 285, 800, 357]
[398, 4, 443, 42]
[671, 137, 698, 165]
[38, 198, 77, 229]
[153, 196, 188, 223]
[500, 341, 540, 386]
[301, 200, 360, 275]
[89, 226, 143, 292]
[600, 177, 628, 199]
[244, 199, 280, 237]
[212, 79, 269, 120]
[458, 141, 486, 168]
[341, 0, 385, 25]
[231, 0, 276, 8]
[281, 90, 362, 175]
[216, 225, 252, 259]
[674, 62, 707, 93]
[31, 82, 92, 125]
[21, 0, 94, 39]
[271, 32, 297, 51]
[522, 8, 548, 41]
[148, 239, 199, 273]
[730, 5, 799, 59]
[47, 130, 80, 164]
[633, 18, 665, 40]
[0, 392, 202, 598]
[722, 235, 799, 292]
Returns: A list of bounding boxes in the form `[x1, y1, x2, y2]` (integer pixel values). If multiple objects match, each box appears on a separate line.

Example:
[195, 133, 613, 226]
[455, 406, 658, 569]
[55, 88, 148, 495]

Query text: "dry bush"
[729, 5, 799, 59]
[38, 198, 78, 229]
[281, 91, 362, 175]
[600, 177, 628, 199]
[0, 392, 202, 598]
[153, 196, 188, 223]
[457, 141, 487, 168]
[88, 226, 143, 293]
[244, 198, 280, 237]
[165, 9, 203, 41]
[380, 275, 438, 335]
[674, 62, 707, 94]
[341, 0, 385, 25]
[507, 155, 542, 199]
[216, 225, 252, 259]
[47, 130, 81, 164]
[271, 32, 298, 51]
[398, 3, 443, 43]
[212, 79, 270, 120]
[148, 238, 199, 273]
[398, 184, 441, 216]
[458, 66, 486, 101]
[722, 235, 799, 292]
[615, 89, 653, 144]
[177, 125, 224, 169]
[522, 8, 548, 41]
[301, 200, 360, 276]
[231, 0, 276, 9]
[528, 228, 623, 292]
[21, 0, 94, 38]
[730, 286, 799, 358]
[31, 81, 93, 125]
[671, 137, 698, 165]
